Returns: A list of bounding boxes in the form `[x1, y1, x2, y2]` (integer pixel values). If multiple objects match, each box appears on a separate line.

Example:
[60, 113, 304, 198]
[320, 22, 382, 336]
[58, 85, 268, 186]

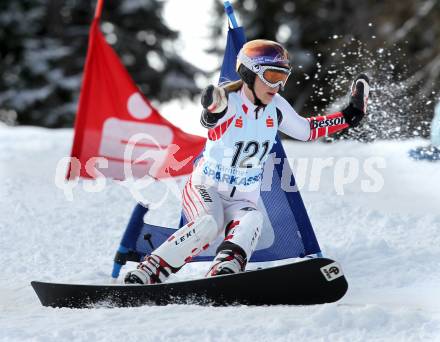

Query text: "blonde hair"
[221, 80, 243, 93]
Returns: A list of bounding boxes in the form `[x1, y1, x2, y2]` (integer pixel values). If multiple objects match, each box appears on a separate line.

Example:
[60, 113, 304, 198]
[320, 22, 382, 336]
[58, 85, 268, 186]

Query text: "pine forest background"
[1, 0, 439, 141]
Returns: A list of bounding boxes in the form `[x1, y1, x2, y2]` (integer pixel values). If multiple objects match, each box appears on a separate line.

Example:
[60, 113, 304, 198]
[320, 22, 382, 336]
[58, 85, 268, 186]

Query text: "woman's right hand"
[201, 85, 228, 114]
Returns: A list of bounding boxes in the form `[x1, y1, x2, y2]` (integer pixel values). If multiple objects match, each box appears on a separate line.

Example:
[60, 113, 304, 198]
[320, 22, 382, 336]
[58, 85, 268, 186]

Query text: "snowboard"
[31, 258, 348, 308]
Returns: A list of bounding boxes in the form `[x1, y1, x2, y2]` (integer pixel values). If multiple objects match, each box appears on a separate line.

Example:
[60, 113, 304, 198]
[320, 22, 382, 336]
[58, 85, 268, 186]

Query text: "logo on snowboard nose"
[320, 262, 344, 281]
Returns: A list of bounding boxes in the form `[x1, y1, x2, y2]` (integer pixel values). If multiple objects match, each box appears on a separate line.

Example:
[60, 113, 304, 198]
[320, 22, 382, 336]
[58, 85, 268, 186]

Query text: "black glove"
[200, 85, 229, 128]
[342, 74, 370, 127]
[201, 85, 228, 113]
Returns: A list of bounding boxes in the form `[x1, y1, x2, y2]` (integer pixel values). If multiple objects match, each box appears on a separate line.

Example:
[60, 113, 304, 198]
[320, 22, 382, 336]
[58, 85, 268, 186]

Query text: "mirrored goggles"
[254, 65, 291, 89]
[238, 50, 291, 89]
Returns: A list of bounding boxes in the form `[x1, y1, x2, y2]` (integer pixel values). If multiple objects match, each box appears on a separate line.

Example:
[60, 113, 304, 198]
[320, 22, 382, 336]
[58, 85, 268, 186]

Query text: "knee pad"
[153, 215, 220, 268]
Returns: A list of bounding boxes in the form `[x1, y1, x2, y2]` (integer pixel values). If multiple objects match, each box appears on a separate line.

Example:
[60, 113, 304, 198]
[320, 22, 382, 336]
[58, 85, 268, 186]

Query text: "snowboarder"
[125, 39, 370, 284]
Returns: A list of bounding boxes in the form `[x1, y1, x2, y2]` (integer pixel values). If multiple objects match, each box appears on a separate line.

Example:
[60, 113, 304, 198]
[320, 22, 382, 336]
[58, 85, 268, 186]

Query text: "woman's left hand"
[342, 74, 370, 127]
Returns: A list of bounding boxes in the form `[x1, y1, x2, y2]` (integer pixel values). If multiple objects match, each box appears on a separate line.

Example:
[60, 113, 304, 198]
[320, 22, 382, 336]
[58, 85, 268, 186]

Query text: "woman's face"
[253, 76, 281, 105]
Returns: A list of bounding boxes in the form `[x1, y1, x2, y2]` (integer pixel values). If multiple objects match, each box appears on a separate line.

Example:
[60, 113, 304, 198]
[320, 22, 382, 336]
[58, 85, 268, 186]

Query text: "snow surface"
[1, 125, 440, 341]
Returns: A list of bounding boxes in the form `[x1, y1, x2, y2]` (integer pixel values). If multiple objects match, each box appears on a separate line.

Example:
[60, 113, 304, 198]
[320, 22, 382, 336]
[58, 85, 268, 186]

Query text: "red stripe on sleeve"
[208, 115, 236, 141]
[307, 112, 349, 140]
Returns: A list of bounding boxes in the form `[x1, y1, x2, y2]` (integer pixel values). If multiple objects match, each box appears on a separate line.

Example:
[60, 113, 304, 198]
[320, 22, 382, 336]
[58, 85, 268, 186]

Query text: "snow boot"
[206, 245, 247, 277]
[124, 255, 173, 285]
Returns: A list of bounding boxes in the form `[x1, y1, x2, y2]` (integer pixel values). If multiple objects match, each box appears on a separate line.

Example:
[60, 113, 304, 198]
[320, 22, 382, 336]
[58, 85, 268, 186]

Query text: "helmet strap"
[244, 79, 264, 108]
[238, 64, 266, 108]
[250, 86, 264, 108]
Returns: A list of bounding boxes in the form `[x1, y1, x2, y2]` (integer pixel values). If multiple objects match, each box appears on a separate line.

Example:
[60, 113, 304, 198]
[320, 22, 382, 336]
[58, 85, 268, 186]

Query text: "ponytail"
[221, 80, 243, 93]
